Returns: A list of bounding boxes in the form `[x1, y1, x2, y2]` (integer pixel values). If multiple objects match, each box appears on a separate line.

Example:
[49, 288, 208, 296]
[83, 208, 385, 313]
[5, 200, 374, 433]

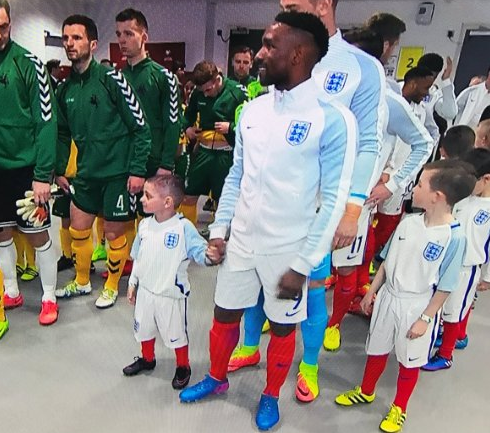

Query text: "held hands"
[127, 286, 136, 305]
[214, 122, 230, 135]
[406, 319, 428, 340]
[206, 238, 227, 265]
[277, 269, 306, 300]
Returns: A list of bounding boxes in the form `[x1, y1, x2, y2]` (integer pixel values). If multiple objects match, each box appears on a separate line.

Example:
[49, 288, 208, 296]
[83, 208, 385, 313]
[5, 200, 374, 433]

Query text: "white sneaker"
[55, 280, 92, 298]
[95, 288, 118, 309]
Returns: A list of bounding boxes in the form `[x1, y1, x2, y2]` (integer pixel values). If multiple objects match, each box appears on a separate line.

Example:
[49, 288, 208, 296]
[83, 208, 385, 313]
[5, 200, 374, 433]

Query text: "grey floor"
[1, 208, 489, 433]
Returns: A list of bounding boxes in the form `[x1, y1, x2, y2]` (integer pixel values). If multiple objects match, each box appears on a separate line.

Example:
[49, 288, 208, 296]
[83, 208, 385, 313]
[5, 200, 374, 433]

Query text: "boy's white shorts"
[442, 265, 480, 323]
[366, 286, 440, 368]
[214, 250, 307, 324]
[133, 288, 188, 349]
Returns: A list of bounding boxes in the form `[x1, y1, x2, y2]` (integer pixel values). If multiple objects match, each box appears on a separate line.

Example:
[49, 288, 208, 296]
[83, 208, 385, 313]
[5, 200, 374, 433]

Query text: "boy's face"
[412, 169, 437, 210]
[140, 182, 172, 214]
[475, 123, 489, 149]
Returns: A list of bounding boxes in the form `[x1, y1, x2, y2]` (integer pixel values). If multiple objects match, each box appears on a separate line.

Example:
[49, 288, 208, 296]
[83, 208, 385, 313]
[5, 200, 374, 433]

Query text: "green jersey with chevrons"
[56, 60, 151, 180]
[0, 40, 56, 182]
[122, 57, 180, 175]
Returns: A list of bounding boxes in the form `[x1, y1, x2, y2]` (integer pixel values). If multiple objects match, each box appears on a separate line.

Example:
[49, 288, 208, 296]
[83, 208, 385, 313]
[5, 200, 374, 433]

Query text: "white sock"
[35, 239, 57, 302]
[0, 239, 19, 297]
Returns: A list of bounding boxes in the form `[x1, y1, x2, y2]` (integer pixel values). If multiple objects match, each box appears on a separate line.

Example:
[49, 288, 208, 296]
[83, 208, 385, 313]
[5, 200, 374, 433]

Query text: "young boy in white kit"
[122, 174, 218, 389]
[423, 148, 490, 371]
[334, 159, 476, 433]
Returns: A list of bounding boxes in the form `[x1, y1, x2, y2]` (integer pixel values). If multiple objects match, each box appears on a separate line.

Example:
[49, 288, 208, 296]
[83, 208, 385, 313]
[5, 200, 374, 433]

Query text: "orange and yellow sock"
[106, 235, 129, 291]
[12, 229, 25, 269]
[69, 227, 93, 286]
[95, 216, 105, 247]
[60, 227, 72, 259]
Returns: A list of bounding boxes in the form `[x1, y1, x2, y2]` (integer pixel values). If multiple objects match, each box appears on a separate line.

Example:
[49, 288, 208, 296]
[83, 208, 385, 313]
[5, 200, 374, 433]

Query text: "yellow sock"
[12, 229, 25, 268]
[59, 227, 72, 258]
[24, 236, 36, 269]
[0, 270, 6, 322]
[95, 217, 105, 247]
[69, 227, 93, 286]
[106, 235, 128, 291]
[125, 220, 137, 252]
[179, 203, 198, 225]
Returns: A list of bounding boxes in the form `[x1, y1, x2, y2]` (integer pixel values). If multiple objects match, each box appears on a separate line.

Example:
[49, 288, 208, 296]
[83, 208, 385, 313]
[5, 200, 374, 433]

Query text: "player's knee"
[25, 230, 49, 248]
[269, 321, 295, 337]
[214, 305, 243, 323]
[104, 221, 126, 241]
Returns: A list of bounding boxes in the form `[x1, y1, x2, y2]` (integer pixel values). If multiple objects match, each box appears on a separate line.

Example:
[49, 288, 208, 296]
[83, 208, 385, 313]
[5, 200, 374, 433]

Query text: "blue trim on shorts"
[459, 265, 477, 322]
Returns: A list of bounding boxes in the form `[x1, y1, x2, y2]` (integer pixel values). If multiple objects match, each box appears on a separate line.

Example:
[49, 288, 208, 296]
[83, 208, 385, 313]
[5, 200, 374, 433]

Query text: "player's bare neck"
[423, 206, 453, 227]
[73, 57, 92, 75]
[127, 52, 146, 67]
[154, 209, 176, 224]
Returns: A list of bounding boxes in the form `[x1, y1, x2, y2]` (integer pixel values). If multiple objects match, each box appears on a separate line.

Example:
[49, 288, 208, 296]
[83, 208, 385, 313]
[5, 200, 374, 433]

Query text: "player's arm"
[434, 79, 458, 120]
[290, 105, 357, 276]
[23, 57, 57, 205]
[455, 86, 472, 119]
[106, 70, 151, 178]
[370, 94, 434, 203]
[208, 107, 247, 240]
[183, 90, 199, 135]
[158, 70, 180, 172]
[335, 58, 386, 247]
[54, 85, 73, 189]
[408, 228, 466, 338]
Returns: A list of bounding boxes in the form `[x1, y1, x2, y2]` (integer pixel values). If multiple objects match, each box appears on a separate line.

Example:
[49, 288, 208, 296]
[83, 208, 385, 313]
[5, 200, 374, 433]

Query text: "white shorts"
[366, 286, 440, 368]
[332, 206, 371, 267]
[379, 178, 415, 216]
[133, 288, 188, 349]
[442, 265, 480, 323]
[214, 251, 307, 324]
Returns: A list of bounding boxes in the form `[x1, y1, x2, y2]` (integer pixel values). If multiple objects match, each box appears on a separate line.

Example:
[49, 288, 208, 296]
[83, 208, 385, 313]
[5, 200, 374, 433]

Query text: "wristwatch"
[419, 313, 432, 324]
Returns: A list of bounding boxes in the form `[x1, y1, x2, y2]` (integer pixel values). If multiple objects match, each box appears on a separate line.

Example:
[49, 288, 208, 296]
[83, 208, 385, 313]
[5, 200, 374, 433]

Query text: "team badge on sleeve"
[423, 242, 444, 261]
[164, 232, 180, 249]
[286, 121, 311, 146]
[324, 71, 348, 94]
[474, 210, 490, 225]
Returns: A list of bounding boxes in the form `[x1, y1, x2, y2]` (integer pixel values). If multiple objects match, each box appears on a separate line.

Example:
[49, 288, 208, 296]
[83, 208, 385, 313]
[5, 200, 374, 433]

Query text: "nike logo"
[408, 357, 420, 362]
[245, 125, 257, 129]
[285, 310, 300, 318]
[398, 237, 406, 241]
[170, 338, 179, 343]
[442, 312, 451, 317]
[346, 254, 357, 260]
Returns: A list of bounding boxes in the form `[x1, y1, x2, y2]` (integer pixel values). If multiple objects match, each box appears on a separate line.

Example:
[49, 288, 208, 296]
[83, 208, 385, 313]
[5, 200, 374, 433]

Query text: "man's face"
[280, 0, 320, 14]
[233, 52, 253, 79]
[198, 75, 221, 98]
[381, 39, 399, 65]
[408, 76, 434, 103]
[0, 8, 10, 51]
[115, 19, 147, 59]
[62, 24, 94, 64]
[255, 23, 291, 88]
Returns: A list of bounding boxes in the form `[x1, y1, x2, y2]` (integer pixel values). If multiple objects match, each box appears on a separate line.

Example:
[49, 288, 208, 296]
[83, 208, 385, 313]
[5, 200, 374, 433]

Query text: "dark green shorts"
[71, 177, 136, 222]
[185, 147, 233, 200]
[52, 194, 71, 219]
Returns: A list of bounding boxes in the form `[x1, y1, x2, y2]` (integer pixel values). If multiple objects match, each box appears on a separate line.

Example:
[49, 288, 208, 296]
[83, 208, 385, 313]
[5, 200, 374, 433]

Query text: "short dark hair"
[274, 11, 329, 61]
[417, 53, 444, 74]
[146, 174, 185, 208]
[192, 61, 218, 86]
[423, 159, 476, 207]
[46, 59, 61, 74]
[344, 27, 384, 60]
[404, 66, 434, 82]
[115, 8, 148, 32]
[366, 12, 406, 44]
[0, 0, 10, 21]
[62, 15, 98, 41]
[480, 105, 490, 123]
[232, 46, 254, 59]
[440, 125, 476, 159]
[462, 148, 490, 179]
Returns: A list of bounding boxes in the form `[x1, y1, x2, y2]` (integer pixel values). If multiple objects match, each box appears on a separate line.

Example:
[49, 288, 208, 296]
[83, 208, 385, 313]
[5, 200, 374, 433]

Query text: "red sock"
[458, 309, 471, 340]
[175, 345, 189, 367]
[263, 329, 296, 398]
[439, 321, 459, 359]
[209, 318, 240, 381]
[141, 339, 156, 362]
[393, 363, 419, 412]
[328, 270, 358, 327]
[357, 225, 376, 287]
[360, 354, 389, 395]
[374, 213, 402, 253]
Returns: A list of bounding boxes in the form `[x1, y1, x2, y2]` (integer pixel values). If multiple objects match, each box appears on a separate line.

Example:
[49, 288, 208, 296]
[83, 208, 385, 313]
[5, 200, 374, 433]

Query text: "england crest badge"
[324, 71, 348, 94]
[286, 121, 311, 146]
[423, 242, 444, 261]
[164, 232, 180, 249]
[474, 209, 490, 225]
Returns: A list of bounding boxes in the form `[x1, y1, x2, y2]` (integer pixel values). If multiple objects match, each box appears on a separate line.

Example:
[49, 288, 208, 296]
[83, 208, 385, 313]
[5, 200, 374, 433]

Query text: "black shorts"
[0, 166, 51, 233]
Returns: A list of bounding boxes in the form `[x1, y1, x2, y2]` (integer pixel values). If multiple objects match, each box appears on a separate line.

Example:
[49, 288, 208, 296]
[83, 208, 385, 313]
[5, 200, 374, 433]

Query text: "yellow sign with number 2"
[396, 46, 425, 81]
